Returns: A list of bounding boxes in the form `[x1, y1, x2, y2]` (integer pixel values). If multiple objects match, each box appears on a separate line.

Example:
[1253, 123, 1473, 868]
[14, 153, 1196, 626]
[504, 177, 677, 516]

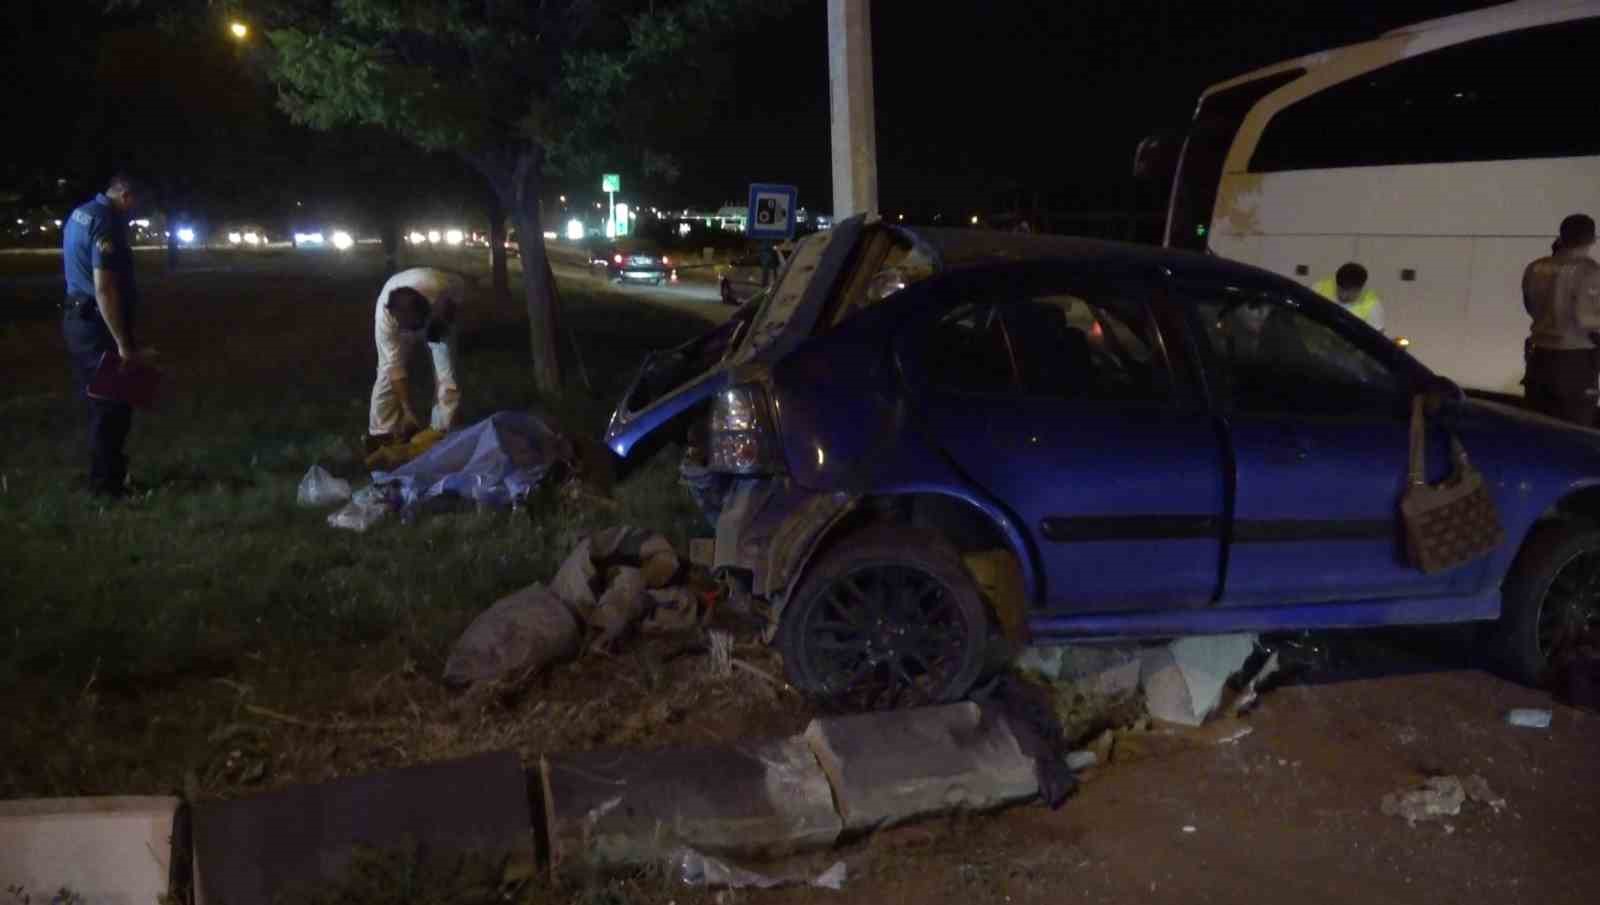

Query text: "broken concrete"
[0, 796, 181, 905]
[803, 702, 1038, 833]
[1381, 775, 1466, 825]
[1141, 634, 1257, 727]
[541, 736, 841, 871]
[192, 752, 533, 905]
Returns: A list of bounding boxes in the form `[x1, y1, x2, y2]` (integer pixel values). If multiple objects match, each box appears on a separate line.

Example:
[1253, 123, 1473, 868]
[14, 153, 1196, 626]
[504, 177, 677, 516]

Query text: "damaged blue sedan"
[607, 216, 1600, 708]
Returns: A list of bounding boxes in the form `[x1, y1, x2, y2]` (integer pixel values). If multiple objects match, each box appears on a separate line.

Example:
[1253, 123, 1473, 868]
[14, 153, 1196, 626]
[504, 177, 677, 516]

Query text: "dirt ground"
[733, 652, 1599, 905]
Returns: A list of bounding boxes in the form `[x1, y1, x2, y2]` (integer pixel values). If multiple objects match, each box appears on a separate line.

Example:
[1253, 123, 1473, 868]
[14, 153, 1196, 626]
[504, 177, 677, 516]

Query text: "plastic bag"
[297, 465, 352, 507]
[669, 848, 846, 891]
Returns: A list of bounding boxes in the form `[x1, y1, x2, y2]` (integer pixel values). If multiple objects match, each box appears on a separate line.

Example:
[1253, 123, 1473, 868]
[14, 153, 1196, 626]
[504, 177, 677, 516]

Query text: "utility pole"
[828, 0, 878, 220]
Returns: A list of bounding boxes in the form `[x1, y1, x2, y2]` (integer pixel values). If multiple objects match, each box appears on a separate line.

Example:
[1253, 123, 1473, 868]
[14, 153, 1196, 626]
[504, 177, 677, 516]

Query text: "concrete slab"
[803, 702, 1038, 833]
[541, 736, 840, 871]
[0, 795, 181, 905]
[1141, 634, 1257, 727]
[192, 751, 532, 905]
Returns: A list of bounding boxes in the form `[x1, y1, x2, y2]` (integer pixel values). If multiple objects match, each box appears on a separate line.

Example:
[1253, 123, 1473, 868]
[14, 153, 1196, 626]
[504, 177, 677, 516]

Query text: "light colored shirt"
[374, 267, 465, 378]
[1524, 250, 1600, 351]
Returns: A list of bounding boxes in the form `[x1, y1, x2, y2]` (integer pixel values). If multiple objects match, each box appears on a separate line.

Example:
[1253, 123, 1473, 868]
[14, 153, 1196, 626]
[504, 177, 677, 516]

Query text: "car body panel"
[607, 226, 1600, 642]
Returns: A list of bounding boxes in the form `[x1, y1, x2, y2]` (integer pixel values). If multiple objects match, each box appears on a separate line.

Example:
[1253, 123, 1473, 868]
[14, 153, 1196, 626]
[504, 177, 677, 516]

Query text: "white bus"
[1165, 0, 1600, 393]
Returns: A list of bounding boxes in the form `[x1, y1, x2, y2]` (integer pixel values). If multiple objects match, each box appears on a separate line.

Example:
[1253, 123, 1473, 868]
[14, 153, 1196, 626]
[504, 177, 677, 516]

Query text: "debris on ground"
[1231, 650, 1280, 715]
[1505, 707, 1553, 729]
[442, 584, 581, 687]
[326, 485, 399, 533]
[296, 465, 351, 507]
[669, 848, 847, 890]
[370, 411, 573, 517]
[444, 526, 707, 685]
[1381, 776, 1465, 824]
[1463, 774, 1507, 813]
[1379, 773, 1507, 826]
[1141, 634, 1258, 727]
[1065, 750, 1098, 771]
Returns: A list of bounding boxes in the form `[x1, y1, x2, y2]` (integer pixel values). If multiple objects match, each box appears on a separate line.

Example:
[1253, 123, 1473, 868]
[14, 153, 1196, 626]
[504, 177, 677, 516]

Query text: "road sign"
[747, 183, 798, 240]
[601, 173, 620, 193]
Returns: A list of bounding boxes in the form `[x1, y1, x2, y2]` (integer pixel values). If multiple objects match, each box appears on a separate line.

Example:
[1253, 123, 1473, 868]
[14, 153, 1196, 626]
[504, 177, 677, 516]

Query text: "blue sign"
[747, 183, 798, 240]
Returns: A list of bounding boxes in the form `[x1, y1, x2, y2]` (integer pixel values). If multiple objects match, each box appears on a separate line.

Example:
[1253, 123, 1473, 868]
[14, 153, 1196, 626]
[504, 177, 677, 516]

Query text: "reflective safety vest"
[1313, 278, 1383, 331]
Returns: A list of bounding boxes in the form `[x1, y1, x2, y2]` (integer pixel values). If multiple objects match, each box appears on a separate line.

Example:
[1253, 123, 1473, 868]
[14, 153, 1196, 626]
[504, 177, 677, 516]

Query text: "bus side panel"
[1352, 235, 1474, 380]
[1259, 236, 1356, 292]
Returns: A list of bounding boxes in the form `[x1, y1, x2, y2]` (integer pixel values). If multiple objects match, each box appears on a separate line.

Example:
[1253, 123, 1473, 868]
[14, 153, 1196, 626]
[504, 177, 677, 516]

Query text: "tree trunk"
[486, 190, 510, 306]
[164, 207, 179, 271]
[379, 209, 401, 277]
[469, 147, 562, 392]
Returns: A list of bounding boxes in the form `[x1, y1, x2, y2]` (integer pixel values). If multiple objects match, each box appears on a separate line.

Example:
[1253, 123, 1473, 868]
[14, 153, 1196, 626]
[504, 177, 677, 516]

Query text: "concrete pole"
[828, 0, 878, 220]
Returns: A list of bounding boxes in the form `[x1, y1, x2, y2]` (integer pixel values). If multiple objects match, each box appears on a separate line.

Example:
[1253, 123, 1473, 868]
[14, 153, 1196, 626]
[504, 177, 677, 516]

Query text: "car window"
[1190, 285, 1402, 414]
[917, 285, 1167, 402]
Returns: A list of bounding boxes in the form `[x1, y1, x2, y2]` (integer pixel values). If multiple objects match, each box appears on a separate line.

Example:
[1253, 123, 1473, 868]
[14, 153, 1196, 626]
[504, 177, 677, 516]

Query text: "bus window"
[1167, 70, 1304, 250]
[1251, 18, 1600, 172]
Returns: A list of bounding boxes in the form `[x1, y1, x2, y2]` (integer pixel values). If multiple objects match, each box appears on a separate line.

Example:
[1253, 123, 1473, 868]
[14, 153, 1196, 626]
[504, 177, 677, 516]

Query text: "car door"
[898, 265, 1226, 612]
[1180, 279, 1486, 605]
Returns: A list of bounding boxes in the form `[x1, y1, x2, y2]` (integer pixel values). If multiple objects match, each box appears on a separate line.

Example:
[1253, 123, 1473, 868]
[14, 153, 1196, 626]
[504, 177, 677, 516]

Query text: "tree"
[256, 0, 792, 393]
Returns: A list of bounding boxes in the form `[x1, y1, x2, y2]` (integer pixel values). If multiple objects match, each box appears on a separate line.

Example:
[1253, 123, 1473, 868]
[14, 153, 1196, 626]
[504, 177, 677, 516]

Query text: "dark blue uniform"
[62, 193, 138, 495]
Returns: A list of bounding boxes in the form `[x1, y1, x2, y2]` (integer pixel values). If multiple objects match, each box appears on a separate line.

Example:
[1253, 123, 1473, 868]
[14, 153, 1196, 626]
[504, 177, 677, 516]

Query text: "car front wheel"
[778, 525, 990, 710]
[1490, 519, 1600, 685]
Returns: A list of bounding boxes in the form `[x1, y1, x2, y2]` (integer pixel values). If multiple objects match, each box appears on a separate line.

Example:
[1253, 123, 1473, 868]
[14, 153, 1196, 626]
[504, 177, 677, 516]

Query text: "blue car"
[606, 216, 1600, 708]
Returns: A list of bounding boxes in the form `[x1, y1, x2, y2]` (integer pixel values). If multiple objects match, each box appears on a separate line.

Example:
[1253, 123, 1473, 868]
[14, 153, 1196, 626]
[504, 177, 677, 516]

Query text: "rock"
[193, 752, 533, 905]
[1016, 644, 1145, 687]
[590, 566, 646, 650]
[0, 796, 182, 905]
[1089, 728, 1115, 764]
[1065, 750, 1098, 771]
[1141, 634, 1257, 727]
[1380, 775, 1465, 825]
[1463, 774, 1506, 812]
[442, 583, 579, 686]
[803, 702, 1038, 833]
[541, 737, 840, 871]
[551, 538, 598, 608]
[1505, 707, 1552, 729]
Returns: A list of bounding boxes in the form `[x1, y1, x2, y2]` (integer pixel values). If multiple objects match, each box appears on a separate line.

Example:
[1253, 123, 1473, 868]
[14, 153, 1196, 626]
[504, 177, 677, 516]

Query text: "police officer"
[1523, 214, 1600, 427]
[1314, 262, 1385, 332]
[62, 173, 144, 498]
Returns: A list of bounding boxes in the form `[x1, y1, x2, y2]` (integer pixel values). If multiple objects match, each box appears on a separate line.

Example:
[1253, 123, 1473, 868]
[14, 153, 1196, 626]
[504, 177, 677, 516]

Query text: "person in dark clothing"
[61, 173, 145, 498]
[1523, 214, 1600, 427]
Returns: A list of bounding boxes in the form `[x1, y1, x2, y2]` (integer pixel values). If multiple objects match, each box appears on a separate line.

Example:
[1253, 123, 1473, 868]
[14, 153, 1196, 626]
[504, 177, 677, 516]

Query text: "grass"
[0, 247, 776, 802]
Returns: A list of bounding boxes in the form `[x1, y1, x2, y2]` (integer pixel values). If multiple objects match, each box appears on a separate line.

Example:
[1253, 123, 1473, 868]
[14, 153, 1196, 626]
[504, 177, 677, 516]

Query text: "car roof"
[902, 227, 1296, 297]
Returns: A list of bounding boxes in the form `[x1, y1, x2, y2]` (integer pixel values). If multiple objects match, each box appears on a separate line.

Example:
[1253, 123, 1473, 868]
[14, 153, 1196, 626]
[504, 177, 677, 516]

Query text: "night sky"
[4, 0, 1500, 225]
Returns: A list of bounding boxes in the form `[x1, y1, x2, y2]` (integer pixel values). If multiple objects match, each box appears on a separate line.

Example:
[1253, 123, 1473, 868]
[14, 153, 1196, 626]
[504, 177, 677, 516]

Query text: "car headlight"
[708, 385, 778, 474]
[331, 230, 354, 250]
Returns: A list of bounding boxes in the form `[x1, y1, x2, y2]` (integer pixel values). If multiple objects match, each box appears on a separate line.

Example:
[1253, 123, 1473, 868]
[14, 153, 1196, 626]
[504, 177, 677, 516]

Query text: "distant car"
[606, 242, 673, 286]
[224, 223, 273, 249]
[607, 216, 1600, 708]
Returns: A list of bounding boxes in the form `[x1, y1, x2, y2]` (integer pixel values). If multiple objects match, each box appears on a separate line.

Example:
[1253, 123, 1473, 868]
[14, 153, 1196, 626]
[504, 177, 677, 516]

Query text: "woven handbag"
[1400, 395, 1504, 573]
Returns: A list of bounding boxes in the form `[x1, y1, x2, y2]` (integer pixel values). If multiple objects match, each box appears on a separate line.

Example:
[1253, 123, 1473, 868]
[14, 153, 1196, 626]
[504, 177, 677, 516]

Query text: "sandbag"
[443, 583, 580, 686]
[589, 566, 646, 651]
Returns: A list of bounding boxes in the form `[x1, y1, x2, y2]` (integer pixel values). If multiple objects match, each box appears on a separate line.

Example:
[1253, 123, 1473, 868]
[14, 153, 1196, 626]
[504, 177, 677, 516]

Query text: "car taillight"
[613, 253, 623, 264]
[709, 385, 778, 474]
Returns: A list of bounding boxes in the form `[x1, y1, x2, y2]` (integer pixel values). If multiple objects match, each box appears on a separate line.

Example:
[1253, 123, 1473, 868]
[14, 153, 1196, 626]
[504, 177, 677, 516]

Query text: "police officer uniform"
[62, 192, 138, 496]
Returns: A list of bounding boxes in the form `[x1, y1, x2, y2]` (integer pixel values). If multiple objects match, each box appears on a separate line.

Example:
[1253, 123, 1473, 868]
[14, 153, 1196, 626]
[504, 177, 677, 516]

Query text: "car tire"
[778, 524, 990, 710]
[1487, 518, 1600, 685]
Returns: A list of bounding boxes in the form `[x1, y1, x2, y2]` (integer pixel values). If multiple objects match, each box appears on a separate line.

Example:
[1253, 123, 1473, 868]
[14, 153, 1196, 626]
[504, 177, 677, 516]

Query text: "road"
[1, 243, 733, 326]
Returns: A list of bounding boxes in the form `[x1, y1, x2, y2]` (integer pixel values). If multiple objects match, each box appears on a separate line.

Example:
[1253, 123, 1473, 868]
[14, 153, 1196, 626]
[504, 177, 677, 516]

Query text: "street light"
[229, 21, 249, 40]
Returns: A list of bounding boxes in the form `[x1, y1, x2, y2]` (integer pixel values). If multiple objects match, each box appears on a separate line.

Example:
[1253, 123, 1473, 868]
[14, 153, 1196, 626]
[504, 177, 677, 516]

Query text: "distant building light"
[228, 232, 242, 244]
[542, 231, 558, 240]
[331, 230, 354, 250]
[445, 229, 464, 246]
[970, 215, 979, 225]
[176, 227, 196, 244]
[53, 219, 62, 228]
[678, 223, 691, 237]
[427, 229, 442, 244]
[566, 219, 584, 241]
[408, 231, 425, 244]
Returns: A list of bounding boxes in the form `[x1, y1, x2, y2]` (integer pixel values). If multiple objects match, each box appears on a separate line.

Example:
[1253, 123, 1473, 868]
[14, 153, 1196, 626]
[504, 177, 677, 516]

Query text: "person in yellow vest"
[1314, 262, 1384, 332]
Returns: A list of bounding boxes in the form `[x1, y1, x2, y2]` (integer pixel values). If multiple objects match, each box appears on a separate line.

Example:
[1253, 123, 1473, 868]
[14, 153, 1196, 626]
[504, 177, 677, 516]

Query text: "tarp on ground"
[371, 411, 572, 511]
